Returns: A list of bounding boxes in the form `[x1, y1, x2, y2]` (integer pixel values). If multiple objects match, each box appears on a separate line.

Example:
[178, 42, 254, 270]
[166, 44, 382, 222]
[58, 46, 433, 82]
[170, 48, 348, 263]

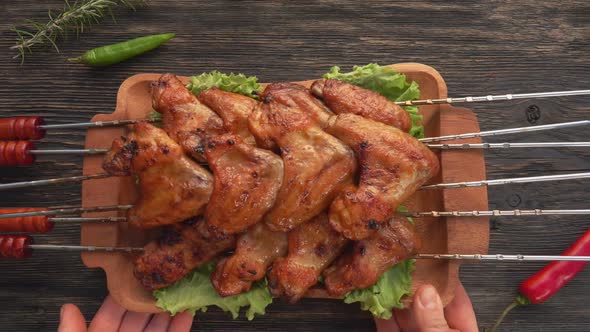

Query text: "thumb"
[58, 304, 87, 332]
[413, 285, 455, 332]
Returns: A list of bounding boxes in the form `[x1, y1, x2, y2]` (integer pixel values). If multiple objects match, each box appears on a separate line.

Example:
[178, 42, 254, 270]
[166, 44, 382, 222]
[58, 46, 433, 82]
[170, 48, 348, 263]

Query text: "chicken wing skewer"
[267, 212, 348, 302]
[134, 218, 235, 290]
[323, 218, 420, 297]
[102, 122, 213, 229]
[249, 100, 357, 232]
[326, 113, 440, 240]
[211, 223, 287, 296]
[204, 133, 284, 235]
[151, 74, 224, 162]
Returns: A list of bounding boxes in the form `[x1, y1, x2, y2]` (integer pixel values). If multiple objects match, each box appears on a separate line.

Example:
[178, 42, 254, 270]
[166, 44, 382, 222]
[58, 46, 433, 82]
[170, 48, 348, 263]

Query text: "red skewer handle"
[0, 117, 45, 140]
[0, 235, 33, 259]
[0, 141, 36, 166]
[0, 208, 53, 233]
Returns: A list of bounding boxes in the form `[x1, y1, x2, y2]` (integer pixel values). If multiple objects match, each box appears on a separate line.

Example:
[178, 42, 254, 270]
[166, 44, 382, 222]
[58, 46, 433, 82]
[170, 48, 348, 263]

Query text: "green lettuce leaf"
[343, 259, 415, 319]
[149, 71, 261, 122]
[153, 263, 272, 320]
[187, 71, 260, 98]
[324, 63, 424, 138]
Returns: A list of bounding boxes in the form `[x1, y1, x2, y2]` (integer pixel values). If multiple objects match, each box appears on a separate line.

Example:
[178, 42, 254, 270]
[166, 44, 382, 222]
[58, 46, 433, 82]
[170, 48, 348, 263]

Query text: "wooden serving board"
[81, 63, 489, 313]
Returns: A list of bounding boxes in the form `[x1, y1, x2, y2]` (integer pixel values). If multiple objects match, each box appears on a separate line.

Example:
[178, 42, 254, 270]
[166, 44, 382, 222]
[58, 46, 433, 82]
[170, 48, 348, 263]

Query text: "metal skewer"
[401, 209, 590, 218]
[0, 205, 132, 219]
[426, 142, 590, 149]
[0, 173, 110, 190]
[47, 217, 127, 223]
[28, 244, 144, 253]
[415, 254, 590, 262]
[38, 118, 158, 130]
[420, 120, 590, 143]
[396, 89, 590, 106]
[421, 172, 590, 190]
[28, 148, 108, 155]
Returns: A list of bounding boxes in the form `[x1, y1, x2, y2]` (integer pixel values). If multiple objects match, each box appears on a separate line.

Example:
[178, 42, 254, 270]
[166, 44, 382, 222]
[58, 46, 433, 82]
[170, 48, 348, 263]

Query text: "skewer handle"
[0, 235, 33, 259]
[0, 208, 54, 233]
[0, 117, 45, 140]
[396, 89, 590, 106]
[415, 254, 590, 261]
[0, 141, 35, 166]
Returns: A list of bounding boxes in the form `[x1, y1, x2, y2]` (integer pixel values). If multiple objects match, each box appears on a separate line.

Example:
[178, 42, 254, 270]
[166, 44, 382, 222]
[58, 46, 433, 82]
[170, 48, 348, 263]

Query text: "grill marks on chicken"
[211, 223, 288, 297]
[199, 88, 258, 146]
[326, 113, 440, 240]
[204, 134, 284, 235]
[102, 123, 213, 229]
[249, 100, 357, 232]
[151, 74, 224, 162]
[134, 218, 235, 290]
[267, 212, 348, 302]
[323, 218, 420, 297]
[311, 79, 412, 132]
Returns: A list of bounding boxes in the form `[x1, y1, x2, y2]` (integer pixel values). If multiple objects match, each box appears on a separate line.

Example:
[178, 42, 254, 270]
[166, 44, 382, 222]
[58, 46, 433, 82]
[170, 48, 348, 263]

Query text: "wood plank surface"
[0, 1, 589, 331]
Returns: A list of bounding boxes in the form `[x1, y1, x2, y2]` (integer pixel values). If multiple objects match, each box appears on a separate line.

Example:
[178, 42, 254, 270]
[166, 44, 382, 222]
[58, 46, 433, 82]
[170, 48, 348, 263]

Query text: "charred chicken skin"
[326, 113, 439, 240]
[211, 223, 288, 297]
[248, 100, 357, 232]
[267, 212, 348, 302]
[323, 218, 420, 297]
[204, 134, 284, 235]
[102, 122, 214, 229]
[151, 73, 224, 162]
[134, 218, 235, 290]
[311, 79, 412, 132]
[261, 82, 333, 129]
[199, 88, 258, 146]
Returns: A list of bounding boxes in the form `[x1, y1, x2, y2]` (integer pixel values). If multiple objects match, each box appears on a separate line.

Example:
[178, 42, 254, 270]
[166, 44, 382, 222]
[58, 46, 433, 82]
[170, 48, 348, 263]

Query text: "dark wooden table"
[1, 1, 589, 331]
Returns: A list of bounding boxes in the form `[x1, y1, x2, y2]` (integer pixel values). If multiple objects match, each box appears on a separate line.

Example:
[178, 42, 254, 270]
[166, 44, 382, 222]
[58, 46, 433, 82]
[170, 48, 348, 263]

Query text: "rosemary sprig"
[10, 0, 144, 63]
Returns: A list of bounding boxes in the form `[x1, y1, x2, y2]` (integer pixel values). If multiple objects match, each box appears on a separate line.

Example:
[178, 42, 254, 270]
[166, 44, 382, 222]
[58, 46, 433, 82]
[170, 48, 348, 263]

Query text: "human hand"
[374, 282, 478, 332]
[58, 295, 194, 332]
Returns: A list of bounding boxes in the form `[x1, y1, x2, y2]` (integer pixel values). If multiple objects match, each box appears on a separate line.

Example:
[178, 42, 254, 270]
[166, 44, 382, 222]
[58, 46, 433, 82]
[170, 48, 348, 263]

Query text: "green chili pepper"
[68, 33, 175, 66]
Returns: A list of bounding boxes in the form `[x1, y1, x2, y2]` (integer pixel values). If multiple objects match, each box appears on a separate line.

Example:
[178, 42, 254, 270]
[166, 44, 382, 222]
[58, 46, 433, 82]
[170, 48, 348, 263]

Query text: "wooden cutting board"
[81, 63, 489, 313]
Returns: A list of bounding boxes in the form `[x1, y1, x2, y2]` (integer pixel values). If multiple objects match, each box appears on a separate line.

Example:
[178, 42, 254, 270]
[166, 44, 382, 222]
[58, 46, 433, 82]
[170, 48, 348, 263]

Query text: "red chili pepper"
[489, 228, 590, 331]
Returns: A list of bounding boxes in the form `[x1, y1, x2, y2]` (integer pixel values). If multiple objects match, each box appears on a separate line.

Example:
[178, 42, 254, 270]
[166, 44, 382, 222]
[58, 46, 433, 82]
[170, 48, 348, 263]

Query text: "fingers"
[58, 304, 87, 332]
[412, 284, 457, 332]
[168, 311, 195, 332]
[88, 295, 126, 332]
[118, 311, 153, 332]
[444, 282, 478, 332]
[144, 312, 172, 332]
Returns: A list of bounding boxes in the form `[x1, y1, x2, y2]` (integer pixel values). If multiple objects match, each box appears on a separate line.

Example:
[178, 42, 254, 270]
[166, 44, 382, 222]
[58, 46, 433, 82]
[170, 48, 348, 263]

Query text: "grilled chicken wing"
[267, 212, 349, 302]
[151, 74, 224, 162]
[199, 88, 258, 146]
[134, 218, 235, 290]
[261, 82, 332, 128]
[102, 122, 213, 229]
[323, 218, 420, 297]
[211, 223, 288, 297]
[311, 79, 412, 132]
[326, 114, 439, 240]
[204, 134, 284, 235]
[249, 100, 357, 232]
